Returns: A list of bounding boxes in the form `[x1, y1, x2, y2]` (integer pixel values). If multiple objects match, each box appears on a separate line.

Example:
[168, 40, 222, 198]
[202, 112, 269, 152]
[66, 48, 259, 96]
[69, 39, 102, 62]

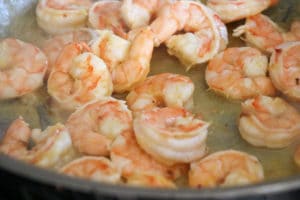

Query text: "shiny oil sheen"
[0, 0, 300, 186]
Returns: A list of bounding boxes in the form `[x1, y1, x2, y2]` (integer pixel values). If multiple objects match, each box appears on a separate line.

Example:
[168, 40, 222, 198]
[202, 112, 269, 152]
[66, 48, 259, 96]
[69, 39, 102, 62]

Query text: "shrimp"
[126, 172, 176, 188]
[91, 27, 154, 93]
[149, 1, 228, 69]
[239, 96, 300, 148]
[47, 42, 113, 110]
[189, 150, 264, 188]
[133, 107, 210, 166]
[0, 117, 75, 168]
[0, 38, 47, 100]
[66, 98, 132, 156]
[61, 156, 121, 184]
[121, 0, 172, 30]
[206, 0, 278, 23]
[90, 30, 131, 73]
[269, 41, 300, 101]
[110, 130, 188, 181]
[36, 0, 92, 34]
[205, 47, 276, 100]
[126, 73, 194, 113]
[88, 1, 128, 39]
[42, 28, 97, 76]
[233, 14, 285, 53]
[290, 21, 300, 40]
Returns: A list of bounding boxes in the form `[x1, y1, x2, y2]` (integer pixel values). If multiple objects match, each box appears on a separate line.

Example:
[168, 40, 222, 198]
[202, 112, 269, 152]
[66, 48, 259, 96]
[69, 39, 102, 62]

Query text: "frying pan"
[1, 0, 300, 199]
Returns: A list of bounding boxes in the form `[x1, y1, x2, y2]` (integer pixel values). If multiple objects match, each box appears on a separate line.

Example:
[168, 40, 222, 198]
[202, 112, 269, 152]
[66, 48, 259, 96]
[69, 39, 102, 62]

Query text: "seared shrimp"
[61, 156, 121, 183]
[133, 107, 209, 165]
[47, 42, 113, 110]
[121, 0, 171, 30]
[239, 96, 300, 148]
[110, 130, 188, 181]
[205, 47, 276, 100]
[126, 73, 194, 113]
[126, 172, 176, 188]
[0, 117, 75, 168]
[150, 1, 228, 69]
[0, 38, 47, 100]
[269, 41, 300, 101]
[66, 98, 132, 156]
[88, 1, 128, 39]
[42, 28, 97, 76]
[36, 0, 92, 34]
[233, 14, 285, 53]
[207, 0, 278, 23]
[189, 150, 264, 188]
[91, 27, 154, 93]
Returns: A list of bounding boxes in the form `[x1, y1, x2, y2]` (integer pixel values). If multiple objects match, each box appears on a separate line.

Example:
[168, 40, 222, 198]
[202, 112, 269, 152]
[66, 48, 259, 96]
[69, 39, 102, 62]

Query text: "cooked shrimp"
[133, 107, 209, 165]
[126, 73, 194, 113]
[61, 156, 121, 183]
[239, 96, 300, 148]
[36, 0, 92, 34]
[0, 38, 48, 99]
[110, 130, 188, 180]
[0, 117, 75, 168]
[294, 145, 300, 167]
[66, 98, 132, 156]
[205, 47, 276, 100]
[42, 28, 97, 76]
[189, 150, 264, 188]
[149, 1, 228, 69]
[90, 30, 131, 73]
[88, 1, 128, 39]
[269, 41, 300, 101]
[91, 27, 154, 93]
[121, 0, 171, 30]
[290, 21, 300, 40]
[207, 0, 278, 23]
[47, 42, 113, 110]
[233, 14, 285, 53]
[126, 172, 176, 188]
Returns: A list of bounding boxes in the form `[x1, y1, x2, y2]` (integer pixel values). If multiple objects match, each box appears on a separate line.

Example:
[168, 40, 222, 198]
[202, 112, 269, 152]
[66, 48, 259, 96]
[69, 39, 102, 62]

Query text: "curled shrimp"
[0, 38, 48, 100]
[149, 1, 228, 69]
[233, 14, 285, 53]
[126, 172, 176, 188]
[36, 0, 92, 34]
[189, 150, 264, 188]
[205, 47, 276, 100]
[133, 107, 210, 165]
[239, 96, 300, 148]
[42, 28, 97, 76]
[90, 30, 131, 73]
[269, 41, 300, 101]
[66, 98, 132, 156]
[126, 73, 194, 113]
[91, 27, 154, 93]
[47, 42, 113, 110]
[88, 0, 128, 39]
[206, 0, 278, 23]
[0, 117, 75, 168]
[121, 0, 171, 30]
[110, 130, 188, 181]
[61, 156, 121, 184]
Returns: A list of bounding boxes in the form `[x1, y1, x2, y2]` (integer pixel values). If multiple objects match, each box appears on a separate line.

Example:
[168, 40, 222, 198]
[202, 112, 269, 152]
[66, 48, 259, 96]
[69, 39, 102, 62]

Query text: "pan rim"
[1, 154, 300, 199]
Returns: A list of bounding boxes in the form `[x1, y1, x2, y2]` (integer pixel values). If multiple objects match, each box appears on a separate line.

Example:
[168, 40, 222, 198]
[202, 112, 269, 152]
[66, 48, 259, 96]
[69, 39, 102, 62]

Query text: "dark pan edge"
[1, 154, 300, 199]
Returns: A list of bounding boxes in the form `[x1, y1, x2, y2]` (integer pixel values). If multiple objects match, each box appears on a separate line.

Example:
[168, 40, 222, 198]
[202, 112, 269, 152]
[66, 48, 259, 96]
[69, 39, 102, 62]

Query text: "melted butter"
[0, 0, 300, 184]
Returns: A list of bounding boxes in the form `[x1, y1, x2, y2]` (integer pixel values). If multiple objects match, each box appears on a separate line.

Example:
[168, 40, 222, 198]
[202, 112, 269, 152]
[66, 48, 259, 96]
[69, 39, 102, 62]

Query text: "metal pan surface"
[0, 0, 300, 199]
